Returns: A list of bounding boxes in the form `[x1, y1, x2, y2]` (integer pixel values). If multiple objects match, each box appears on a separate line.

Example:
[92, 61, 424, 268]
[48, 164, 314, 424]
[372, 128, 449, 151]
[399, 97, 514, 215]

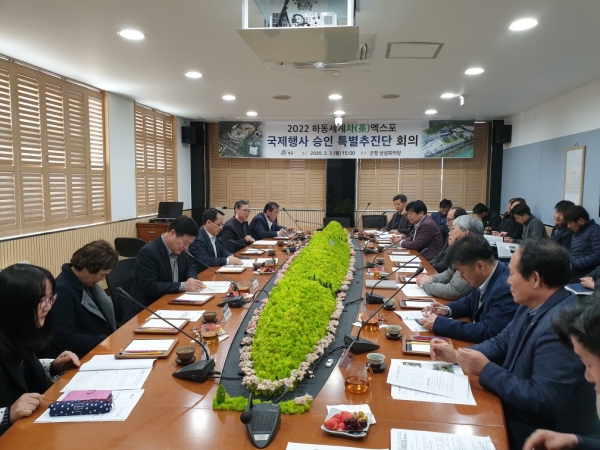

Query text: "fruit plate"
[320, 408, 372, 438]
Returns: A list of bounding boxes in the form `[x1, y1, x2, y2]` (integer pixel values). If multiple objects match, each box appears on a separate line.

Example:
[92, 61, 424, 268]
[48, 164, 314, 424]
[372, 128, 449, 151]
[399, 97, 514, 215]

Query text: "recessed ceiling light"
[118, 29, 145, 40]
[425, 109, 437, 115]
[509, 18, 538, 31]
[222, 95, 236, 101]
[440, 93, 457, 99]
[185, 71, 202, 79]
[272, 95, 291, 100]
[381, 94, 400, 99]
[465, 67, 484, 75]
[246, 111, 258, 117]
[334, 110, 345, 115]
[328, 94, 342, 100]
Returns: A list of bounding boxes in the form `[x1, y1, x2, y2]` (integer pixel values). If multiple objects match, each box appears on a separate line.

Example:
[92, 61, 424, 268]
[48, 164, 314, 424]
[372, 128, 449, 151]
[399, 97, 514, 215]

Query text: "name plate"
[221, 304, 232, 322]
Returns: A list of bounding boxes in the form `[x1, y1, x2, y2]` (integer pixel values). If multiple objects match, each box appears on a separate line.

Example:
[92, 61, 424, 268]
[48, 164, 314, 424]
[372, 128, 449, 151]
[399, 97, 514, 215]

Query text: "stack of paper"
[399, 285, 430, 298]
[197, 281, 231, 294]
[152, 310, 204, 321]
[391, 429, 494, 449]
[387, 359, 476, 405]
[253, 240, 277, 246]
[496, 242, 519, 259]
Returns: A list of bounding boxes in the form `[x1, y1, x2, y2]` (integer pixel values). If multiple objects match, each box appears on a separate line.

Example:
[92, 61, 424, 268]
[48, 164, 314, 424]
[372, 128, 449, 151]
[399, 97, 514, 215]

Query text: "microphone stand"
[353, 202, 371, 233]
[115, 287, 216, 382]
[344, 268, 423, 354]
[365, 247, 428, 304]
[183, 250, 245, 308]
[281, 207, 306, 241]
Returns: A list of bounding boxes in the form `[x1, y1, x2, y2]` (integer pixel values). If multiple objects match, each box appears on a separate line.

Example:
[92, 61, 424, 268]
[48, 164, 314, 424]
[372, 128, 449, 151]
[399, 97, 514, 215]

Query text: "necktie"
[210, 236, 218, 257]
[169, 254, 179, 282]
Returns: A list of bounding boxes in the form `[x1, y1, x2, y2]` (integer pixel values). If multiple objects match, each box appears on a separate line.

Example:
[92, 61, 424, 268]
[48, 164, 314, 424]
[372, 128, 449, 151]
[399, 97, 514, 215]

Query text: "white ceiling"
[1, 0, 600, 122]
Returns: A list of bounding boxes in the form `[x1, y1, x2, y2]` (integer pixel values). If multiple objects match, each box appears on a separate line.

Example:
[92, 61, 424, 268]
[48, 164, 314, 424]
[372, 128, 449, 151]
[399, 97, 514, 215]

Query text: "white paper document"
[176, 294, 213, 303]
[389, 255, 418, 262]
[326, 404, 376, 424]
[152, 310, 204, 321]
[403, 319, 428, 332]
[199, 281, 231, 294]
[140, 318, 187, 329]
[386, 360, 470, 400]
[287, 443, 387, 450]
[256, 257, 278, 264]
[253, 240, 278, 246]
[79, 355, 156, 372]
[391, 429, 494, 450]
[241, 248, 264, 254]
[35, 390, 144, 423]
[483, 234, 504, 244]
[496, 242, 519, 259]
[399, 286, 430, 298]
[125, 339, 176, 352]
[403, 300, 434, 308]
[217, 265, 246, 273]
[394, 311, 425, 320]
[61, 369, 152, 392]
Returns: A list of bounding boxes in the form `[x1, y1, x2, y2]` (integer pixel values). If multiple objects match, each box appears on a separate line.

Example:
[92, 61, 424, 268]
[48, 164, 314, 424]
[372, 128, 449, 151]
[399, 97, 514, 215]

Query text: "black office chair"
[106, 257, 137, 326]
[362, 215, 387, 229]
[323, 217, 351, 227]
[114, 237, 146, 258]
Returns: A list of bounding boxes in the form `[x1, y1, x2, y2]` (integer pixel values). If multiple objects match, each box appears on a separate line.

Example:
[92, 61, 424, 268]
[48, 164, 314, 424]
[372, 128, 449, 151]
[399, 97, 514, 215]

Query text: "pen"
[120, 351, 163, 355]
[413, 336, 448, 341]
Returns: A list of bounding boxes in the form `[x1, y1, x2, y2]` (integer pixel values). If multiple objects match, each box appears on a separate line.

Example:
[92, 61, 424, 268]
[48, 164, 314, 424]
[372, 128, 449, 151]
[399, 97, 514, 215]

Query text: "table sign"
[221, 304, 232, 323]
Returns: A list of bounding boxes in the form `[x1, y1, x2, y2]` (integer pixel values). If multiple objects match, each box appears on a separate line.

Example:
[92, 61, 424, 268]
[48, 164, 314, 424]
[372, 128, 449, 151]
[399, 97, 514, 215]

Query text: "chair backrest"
[362, 215, 387, 229]
[106, 257, 137, 326]
[114, 237, 146, 258]
[323, 217, 351, 227]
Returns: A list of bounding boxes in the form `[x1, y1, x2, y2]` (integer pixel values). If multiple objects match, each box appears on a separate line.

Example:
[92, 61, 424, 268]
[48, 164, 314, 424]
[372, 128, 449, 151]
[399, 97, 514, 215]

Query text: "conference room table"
[1, 236, 508, 449]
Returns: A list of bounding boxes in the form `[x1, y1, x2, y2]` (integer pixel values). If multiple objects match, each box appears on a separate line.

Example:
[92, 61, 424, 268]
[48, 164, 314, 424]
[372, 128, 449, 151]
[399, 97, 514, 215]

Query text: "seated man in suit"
[218, 200, 255, 252]
[492, 197, 525, 240]
[428, 206, 467, 273]
[565, 205, 600, 282]
[249, 202, 292, 240]
[473, 202, 502, 232]
[420, 233, 517, 343]
[430, 239, 599, 450]
[430, 198, 452, 239]
[383, 194, 413, 236]
[390, 200, 443, 260]
[417, 215, 483, 301]
[505, 203, 548, 243]
[524, 297, 600, 450]
[189, 208, 243, 269]
[551, 199, 575, 251]
[128, 216, 205, 320]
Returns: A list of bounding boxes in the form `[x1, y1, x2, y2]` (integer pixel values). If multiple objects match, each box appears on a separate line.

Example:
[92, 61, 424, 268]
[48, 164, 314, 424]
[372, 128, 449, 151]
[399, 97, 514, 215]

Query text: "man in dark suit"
[550, 200, 575, 251]
[218, 200, 255, 252]
[428, 206, 467, 272]
[189, 208, 243, 269]
[421, 234, 517, 343]
[383, 194, 413, 236]
[473, 202, 502, 232]
[391, 200, 443, 260]
[249, 201, 292, 240]
[128, 216, 204, 320]
[430, 198, 452, 240]
[431, 239, 599, 450]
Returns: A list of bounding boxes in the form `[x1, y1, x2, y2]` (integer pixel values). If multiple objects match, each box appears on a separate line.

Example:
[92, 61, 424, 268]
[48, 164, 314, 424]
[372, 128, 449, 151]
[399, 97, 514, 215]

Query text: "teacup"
[366, 353, 385, 368]
[175, 346, 195, 362]
[387, 325, 401, 336]
[203, 311, 218, 323]
[375, 257, 385, 265]
[266, 249, 276, 256]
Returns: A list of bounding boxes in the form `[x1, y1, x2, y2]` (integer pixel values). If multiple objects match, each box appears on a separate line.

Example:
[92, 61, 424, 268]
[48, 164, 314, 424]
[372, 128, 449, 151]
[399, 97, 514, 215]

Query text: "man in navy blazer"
[421, 234, 517, 343]
[218, 200, 255, 252]
[249, 201, 292, 240]
[128, 216, 204, 320]
[391, 200, 443, 260]
[431, 239, 599, 450]
[189, 208, 243, 269]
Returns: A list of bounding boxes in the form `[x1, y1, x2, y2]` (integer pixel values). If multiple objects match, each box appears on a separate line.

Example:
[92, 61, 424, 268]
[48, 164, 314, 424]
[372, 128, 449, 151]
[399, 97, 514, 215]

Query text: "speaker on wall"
[494, 124, 512, 144]
[181, 126, 197, 144]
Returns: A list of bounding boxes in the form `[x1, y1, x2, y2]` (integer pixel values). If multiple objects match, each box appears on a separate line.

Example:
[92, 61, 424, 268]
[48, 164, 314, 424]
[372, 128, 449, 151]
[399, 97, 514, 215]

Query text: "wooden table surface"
[1, 238, 508, 450]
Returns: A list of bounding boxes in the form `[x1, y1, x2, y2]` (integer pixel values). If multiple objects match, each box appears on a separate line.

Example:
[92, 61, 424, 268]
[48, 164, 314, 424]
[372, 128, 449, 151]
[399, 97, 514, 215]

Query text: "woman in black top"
[0, 264, 79, 435]
[491, 197, 525, 240]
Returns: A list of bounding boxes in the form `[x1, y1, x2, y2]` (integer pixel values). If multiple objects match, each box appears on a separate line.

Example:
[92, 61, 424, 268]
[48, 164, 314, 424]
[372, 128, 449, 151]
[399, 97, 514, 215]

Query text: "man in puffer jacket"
[564, 205, 600, 283]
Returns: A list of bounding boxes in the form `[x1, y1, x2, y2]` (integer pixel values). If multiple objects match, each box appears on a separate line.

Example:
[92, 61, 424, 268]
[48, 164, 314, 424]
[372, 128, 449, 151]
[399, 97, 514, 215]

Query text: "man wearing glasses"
[249, 202, 293, 240]
[219, 200, 255, 252]
[189, 208, 243, 270]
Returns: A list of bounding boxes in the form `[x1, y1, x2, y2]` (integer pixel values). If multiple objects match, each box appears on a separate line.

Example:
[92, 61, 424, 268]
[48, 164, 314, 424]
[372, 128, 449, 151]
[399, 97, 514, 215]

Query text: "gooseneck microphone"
[353, 202, 371, 233]
[281, 207, 306, 240]
[344, 267, 424, 354]
[183, 250, 244, 308]
[115, 287, 216, 382]
[365, 247, 428, 304]
[240, 391, 254, 424]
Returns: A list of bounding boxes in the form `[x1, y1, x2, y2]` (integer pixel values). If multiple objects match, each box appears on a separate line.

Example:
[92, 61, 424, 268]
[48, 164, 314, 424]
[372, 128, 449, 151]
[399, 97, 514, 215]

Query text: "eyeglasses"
[39, 293, 57, 309]
[238, 209, 250, 213]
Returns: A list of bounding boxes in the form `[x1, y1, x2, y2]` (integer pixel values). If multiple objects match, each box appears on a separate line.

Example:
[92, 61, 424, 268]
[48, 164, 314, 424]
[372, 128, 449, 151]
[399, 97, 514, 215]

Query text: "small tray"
[134, 318, 189, 334]
[400, 298, 435, 309]
[169, 294, 214, 305]
[116, 338, 177, 359]
[402, 335, 451, 355]
[321, 408, 372, 439]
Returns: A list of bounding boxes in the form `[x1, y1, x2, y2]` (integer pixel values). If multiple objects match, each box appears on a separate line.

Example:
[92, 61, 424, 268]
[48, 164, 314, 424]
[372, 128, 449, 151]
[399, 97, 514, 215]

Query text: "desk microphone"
[365, 248, 427, 304]
[183, 250, 244, 308]
[344, 267, 423, 354]
[281, 208, 306, 241]
[239, 387, 285, 448]
[115, 287, 215, 382]
[353, 202, 371, 233]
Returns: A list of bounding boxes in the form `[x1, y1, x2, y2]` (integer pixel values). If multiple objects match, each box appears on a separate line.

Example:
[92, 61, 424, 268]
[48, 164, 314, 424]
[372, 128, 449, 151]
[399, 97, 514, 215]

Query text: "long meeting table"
[1, 237, 508, 449]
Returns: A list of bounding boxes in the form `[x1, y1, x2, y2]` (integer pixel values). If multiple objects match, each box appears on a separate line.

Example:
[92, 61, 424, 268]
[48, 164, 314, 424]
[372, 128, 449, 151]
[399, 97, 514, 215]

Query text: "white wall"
[107, 92, 136, 221]
[176, 116, 192, 210]
[506, 77, 600, 148]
